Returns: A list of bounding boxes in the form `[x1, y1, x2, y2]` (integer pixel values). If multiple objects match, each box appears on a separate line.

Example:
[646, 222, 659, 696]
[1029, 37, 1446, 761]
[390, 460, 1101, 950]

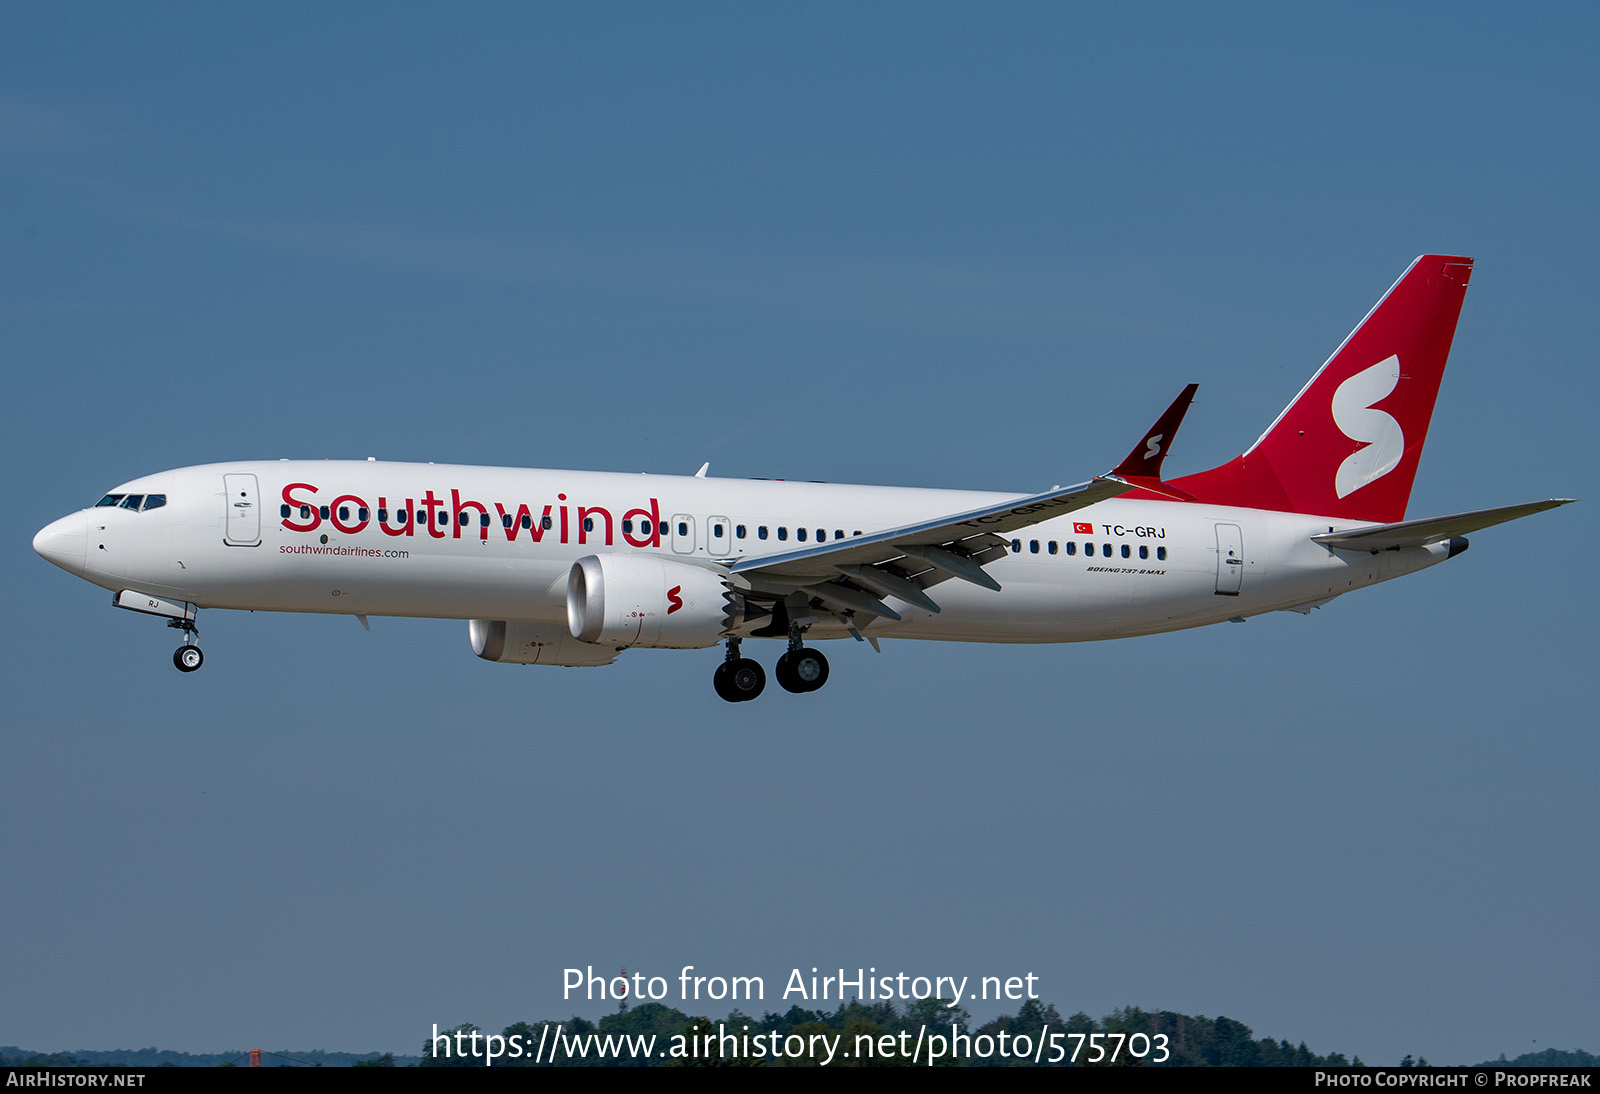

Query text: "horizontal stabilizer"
[1311, 499, 1574, 551]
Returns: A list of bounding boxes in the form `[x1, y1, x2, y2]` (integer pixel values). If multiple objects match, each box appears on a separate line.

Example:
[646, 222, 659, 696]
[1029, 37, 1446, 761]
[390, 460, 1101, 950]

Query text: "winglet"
[1114, 383, 1198, 480]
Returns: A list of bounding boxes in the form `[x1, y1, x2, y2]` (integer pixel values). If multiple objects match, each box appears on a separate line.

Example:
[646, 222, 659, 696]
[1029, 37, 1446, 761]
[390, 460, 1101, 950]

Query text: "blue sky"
[3, 4, 1596, 1065]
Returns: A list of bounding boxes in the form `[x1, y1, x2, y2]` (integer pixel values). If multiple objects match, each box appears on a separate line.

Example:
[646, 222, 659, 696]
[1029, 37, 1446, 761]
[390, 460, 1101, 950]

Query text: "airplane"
[32, 254, 1573, 702]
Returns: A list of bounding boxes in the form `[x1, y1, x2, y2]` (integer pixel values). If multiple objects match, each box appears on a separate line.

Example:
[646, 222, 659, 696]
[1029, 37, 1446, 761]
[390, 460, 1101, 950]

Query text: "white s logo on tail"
[1332, 355, 1403, 499]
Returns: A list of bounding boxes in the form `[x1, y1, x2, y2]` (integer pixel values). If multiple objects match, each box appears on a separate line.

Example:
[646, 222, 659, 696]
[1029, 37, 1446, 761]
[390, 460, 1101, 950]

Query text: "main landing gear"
[713, 637, 766, 703]
[712, 627, 830, 703]
[774, 648, 829, 693]
[170, 618, 204, 673]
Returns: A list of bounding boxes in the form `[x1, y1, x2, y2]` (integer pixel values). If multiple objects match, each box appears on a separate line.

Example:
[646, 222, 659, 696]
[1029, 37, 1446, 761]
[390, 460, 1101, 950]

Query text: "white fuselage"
[35, 460, 1452, 647]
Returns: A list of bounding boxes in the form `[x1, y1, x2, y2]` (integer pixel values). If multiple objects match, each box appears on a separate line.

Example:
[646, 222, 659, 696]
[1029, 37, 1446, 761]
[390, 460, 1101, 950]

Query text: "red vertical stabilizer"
[1169, 256, 1473, 523]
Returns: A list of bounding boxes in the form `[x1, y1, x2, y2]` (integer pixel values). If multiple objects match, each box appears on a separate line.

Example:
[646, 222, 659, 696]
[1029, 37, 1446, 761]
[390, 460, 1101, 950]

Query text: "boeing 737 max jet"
[33, 255, 1573, 701]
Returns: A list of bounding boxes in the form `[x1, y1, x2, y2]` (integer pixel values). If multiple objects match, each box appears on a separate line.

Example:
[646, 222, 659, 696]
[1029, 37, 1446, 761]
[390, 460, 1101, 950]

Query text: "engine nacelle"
[469, 619, 619, 667]
[567, 554, 736, 649]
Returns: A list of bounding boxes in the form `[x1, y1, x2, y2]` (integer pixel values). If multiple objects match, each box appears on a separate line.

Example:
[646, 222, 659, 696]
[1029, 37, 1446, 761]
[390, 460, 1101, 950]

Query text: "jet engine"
[566, 554, 738, 649]
[468, 619, 620, 667]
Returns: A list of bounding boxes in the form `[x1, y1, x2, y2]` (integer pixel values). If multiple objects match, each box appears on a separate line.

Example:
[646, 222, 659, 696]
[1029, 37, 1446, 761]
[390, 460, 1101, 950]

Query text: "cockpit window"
[142, 494, 167, 511]
[96, 494, 125, 507]
[119, 494, 145, 510]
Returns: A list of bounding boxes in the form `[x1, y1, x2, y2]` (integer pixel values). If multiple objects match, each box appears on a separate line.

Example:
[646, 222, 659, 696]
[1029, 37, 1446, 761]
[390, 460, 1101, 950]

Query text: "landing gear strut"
[169, 618, 203, 673]
[713, 637, 765, 703]
[774, 622, 829, 694]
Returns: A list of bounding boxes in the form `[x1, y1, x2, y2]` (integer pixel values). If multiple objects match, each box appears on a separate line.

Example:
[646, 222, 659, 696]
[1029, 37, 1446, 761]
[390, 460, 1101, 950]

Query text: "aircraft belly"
[882, 562, 1223, 643]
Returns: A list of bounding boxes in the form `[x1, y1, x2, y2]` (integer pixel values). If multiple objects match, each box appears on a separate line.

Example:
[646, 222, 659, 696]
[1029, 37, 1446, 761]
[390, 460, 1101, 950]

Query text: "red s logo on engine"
[666, 585, 683, 614]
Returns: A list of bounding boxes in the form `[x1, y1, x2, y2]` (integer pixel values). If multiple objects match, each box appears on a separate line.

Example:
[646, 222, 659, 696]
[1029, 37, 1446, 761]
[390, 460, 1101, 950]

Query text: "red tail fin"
[1169, 255, 1473, 522]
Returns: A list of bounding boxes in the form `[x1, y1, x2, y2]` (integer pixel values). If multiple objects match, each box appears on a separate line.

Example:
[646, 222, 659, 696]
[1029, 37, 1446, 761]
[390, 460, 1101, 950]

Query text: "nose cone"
[34, 512, 88, 576]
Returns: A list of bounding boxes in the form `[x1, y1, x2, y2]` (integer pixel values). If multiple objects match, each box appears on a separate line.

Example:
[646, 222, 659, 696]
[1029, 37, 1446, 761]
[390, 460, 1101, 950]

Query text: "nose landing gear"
[169, 618, 203, 673]
[110, 591, 205, 673]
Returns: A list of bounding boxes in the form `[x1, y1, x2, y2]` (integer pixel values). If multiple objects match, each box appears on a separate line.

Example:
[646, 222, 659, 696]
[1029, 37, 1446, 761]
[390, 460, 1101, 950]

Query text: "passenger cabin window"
[522, 515, 532, 529]
[797, 528, 807, 542]
[320, 506, 330, 520]
[1011, 539, 1021, 553]
[1102, 543, 1112, 557]
[1121, 544, 1130, 558]
[677, 522, 688, 537]
[658, 521, 669, 535]
[339, 506, 350, 521]
[281, 504, 291, 518]
[1048, 541, 1058, 554]
[357, 506, 368, 521]
[503, 514, 514, 528]
[544, 516, 554, 530]
[758, 526, 769, 540]
[301, 506, 312, 519]
[816, 529, 825, 542]
[1065, 541, 1076, 556]
[834, 530, 844, 540]
[583, 517, 594, 532]
[481, 513, 491, 527]
[1030, 540, 1040, 553]
[622, 519, 633, 533]
[1139, 545, 1148, 559]
[736, 525, 747, 539]
[439, 512, 449, 526]
[712, 523, 724, 537]
[778, 527, 788, 541]
[1157, 546, 1167, 561]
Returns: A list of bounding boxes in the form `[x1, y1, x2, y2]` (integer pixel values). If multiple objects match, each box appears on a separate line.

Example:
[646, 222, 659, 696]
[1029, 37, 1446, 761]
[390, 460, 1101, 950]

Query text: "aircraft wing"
[727, 476, 1134, 619]
[1311, 499, 1575, 552]
[726, 386, 1192, 623]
